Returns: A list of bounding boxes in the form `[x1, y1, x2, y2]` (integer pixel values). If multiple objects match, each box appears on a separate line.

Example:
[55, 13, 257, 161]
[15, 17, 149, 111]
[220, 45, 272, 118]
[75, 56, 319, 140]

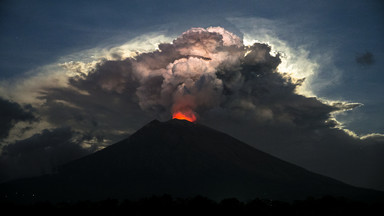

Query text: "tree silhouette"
[1, 195, 383, 215]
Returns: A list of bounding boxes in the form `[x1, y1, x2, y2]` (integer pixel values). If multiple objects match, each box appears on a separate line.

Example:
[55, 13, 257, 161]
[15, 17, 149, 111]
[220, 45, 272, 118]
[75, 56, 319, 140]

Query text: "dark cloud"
[39, 68, 151, 140]
[0, 127, 93, 182]
[0, 97, 36, 140]
[356, 52, 375, 66]
[1, 27, 383, 191]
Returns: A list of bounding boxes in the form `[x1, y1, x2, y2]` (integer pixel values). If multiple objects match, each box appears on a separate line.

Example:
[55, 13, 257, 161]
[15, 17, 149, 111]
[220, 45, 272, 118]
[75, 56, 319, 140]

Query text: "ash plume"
[0, 27, 383, 192]
[66, 27, 334, 123]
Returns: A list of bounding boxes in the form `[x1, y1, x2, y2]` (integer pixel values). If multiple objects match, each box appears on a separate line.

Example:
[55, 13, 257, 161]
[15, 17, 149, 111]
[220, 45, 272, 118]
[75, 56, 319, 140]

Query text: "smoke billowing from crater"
[66, 27, 334, 124]
[0, 27, 383, 192]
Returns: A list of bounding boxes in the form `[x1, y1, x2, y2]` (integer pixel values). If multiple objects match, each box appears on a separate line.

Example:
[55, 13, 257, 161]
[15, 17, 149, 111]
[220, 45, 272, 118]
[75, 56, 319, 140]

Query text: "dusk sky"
[0, 0, 383, 192]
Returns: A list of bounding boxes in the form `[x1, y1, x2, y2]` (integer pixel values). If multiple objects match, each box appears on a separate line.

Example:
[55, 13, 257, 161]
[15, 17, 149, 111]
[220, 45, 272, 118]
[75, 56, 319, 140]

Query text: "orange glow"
[172, 110, 197, 122]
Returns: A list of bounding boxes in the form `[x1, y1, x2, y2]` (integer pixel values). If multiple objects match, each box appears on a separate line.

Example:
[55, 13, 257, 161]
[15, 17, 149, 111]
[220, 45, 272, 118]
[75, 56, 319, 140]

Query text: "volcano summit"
[1, 119, 383, 202]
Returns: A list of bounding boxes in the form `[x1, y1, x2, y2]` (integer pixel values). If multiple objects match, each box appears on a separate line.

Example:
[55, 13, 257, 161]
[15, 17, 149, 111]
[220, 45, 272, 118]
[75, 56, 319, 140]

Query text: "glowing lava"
[172, 110, 197, 122]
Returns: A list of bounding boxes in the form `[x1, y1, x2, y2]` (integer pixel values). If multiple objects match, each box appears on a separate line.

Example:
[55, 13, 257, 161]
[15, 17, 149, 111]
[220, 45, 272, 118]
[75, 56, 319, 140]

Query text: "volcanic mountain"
[1, 119, 383, 202]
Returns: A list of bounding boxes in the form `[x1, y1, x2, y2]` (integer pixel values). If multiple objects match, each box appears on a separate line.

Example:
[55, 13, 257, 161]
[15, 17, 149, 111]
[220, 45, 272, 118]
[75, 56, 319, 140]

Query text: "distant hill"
[1, 119, 383, 202]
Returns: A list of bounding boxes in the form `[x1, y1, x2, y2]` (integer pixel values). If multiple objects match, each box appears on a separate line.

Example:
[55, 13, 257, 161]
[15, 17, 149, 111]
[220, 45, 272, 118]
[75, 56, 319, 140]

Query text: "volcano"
[1, 119, 383, 202]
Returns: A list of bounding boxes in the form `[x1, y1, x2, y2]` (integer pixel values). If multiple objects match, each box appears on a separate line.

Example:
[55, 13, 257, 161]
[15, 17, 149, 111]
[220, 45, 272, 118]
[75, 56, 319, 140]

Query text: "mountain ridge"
[1, 119, 383, 202]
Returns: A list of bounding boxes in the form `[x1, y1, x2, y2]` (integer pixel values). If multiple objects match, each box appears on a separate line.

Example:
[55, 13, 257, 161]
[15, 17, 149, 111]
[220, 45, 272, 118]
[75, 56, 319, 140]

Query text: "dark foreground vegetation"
[1, 195, 383, 215]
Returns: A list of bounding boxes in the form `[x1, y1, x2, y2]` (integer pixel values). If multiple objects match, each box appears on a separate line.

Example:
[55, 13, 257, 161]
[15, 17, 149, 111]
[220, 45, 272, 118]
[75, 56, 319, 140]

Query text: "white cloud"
[228, 17, 320, 96]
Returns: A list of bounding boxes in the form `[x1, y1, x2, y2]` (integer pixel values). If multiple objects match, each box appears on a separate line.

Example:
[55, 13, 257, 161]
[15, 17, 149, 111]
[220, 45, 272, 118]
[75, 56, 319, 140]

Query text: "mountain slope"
[1, 119, 383, 202]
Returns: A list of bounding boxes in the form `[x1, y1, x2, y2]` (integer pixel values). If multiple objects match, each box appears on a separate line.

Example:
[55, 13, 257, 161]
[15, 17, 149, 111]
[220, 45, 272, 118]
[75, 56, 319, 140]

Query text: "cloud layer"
[0, 98, 36, 140]
[0, 27, 383, 191]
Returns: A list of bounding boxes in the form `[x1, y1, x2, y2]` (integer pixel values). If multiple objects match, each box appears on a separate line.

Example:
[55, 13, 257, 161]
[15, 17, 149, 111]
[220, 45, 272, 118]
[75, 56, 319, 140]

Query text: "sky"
[0, 0, 383, 191]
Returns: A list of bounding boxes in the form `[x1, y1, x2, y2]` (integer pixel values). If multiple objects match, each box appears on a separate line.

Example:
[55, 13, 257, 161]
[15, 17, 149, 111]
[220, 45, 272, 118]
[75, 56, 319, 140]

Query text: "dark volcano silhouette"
[1, 119, 383, 202]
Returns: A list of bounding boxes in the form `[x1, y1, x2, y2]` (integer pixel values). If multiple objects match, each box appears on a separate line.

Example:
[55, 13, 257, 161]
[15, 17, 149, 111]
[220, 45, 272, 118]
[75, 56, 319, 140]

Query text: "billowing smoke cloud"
[0, 27, 383, 191]
[136, 28, 243, 118]
[63, 27, 342, 123]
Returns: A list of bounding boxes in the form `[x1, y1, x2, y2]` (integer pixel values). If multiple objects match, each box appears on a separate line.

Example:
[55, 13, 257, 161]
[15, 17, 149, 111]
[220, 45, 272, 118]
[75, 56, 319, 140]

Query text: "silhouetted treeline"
[1, 195, 383, 215]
